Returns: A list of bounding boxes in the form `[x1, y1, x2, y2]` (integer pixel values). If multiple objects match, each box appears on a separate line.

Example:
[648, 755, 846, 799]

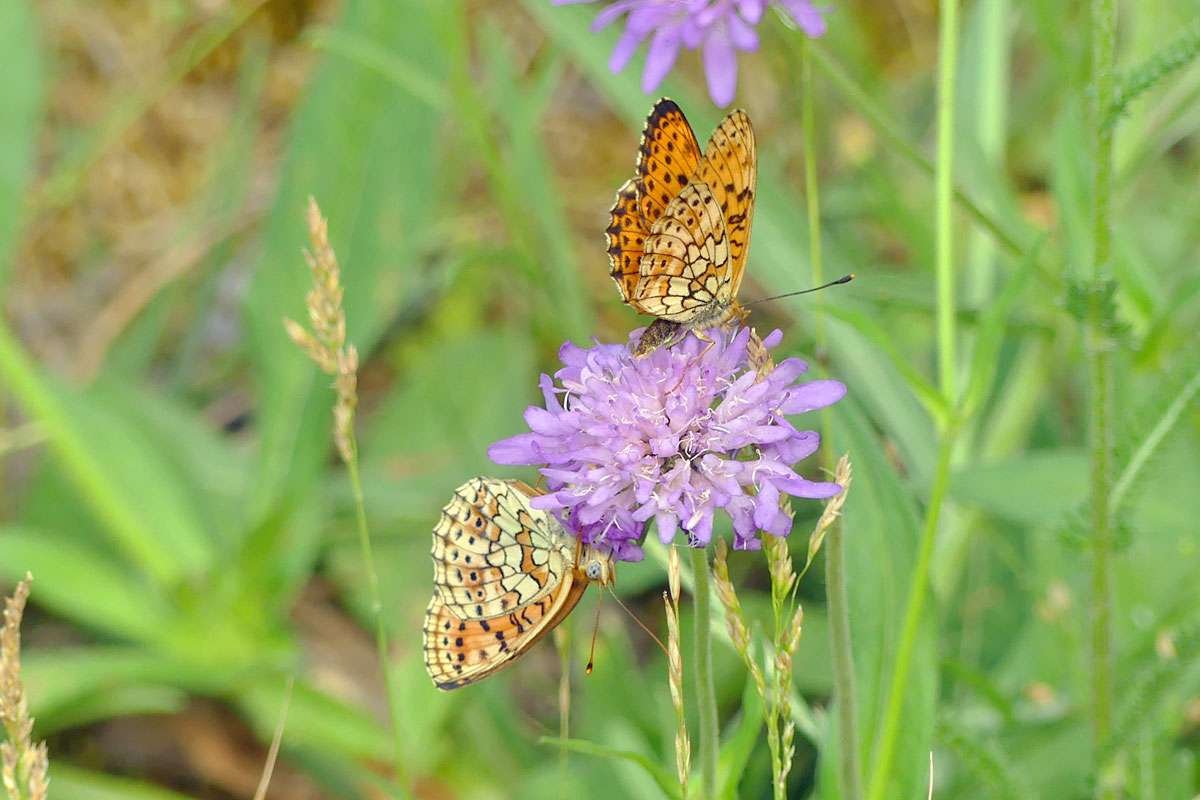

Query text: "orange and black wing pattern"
[693, 109, 756, 297]
[635, 99, 704, 226]
[423, 478, 593, 691]
[423, 570, 587, 690]
[632, 181, 731, 322]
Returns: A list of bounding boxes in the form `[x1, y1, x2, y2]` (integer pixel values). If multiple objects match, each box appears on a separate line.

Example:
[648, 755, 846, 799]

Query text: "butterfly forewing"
[431, 477, 567, 620]
[633, 181, 731, 323]
[635, 99, 704, 225]
[694, 110, 756, 296]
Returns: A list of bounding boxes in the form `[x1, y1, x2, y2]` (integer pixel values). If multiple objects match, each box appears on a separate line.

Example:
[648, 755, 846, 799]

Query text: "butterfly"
[606, 98, 758, 356]
[423, 477, 616, 690]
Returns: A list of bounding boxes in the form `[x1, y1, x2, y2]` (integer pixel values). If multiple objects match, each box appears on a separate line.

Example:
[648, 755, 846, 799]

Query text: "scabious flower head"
[488, 327, 845, 562]
[553, 0, 829, 106]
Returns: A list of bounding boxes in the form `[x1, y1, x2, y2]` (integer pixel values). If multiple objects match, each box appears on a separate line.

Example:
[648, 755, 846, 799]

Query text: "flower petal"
[727, 12, 759, 51]
[609, 25, 646, 73]
[643, 23, 684, 93]
[487, 433, 541, 464]
[590, 0, 638, 30]
[781, 379, 847, 414]
[778, 476, 843, 499]
[735, 0, 766, 24]
[702, 26, 739, 107]
[778, 0, 828, 37]
[656, 510, 678, 544]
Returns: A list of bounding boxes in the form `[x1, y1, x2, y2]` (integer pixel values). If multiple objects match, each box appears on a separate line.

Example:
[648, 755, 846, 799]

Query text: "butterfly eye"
[586, 561, 602, 580]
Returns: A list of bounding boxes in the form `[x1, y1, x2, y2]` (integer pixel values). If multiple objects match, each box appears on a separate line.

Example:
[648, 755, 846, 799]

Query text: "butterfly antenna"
[606, 587, 669, 659]
[743, 273, 854, 307]
[585, 602, 602, 675]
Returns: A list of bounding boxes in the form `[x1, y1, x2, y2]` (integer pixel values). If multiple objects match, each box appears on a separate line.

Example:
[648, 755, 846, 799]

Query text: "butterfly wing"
[431, 477, 568, 620]
[635, 99, 704, 226]
[693, 110, 756, 297]
[606, 178, 648, 304]
[423, 564, 589, 690]
[632, 181, 731, 323]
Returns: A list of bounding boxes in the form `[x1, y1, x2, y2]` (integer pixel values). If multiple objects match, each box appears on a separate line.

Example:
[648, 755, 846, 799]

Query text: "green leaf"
[0, 327, 213, 584]
[718, 679, 765, 800]
[539, 738, 682, 800]
[0, 0, 42, 288]
[90, 380, 250, 547]
[950, 451, 1089, 526]
[1108, 17, 1200, 127]
[357, 328, 536, 521]
[0, 526, 174, 643]
[961, 239, 1045, 421]
[937, 716, 1028, 799]
[44, 764, 193, 800]
[1110, 359, 1200, 517]
[23, 646, 243, 733]
[236, 678, 392, 764]
[821, 304, 949, 425]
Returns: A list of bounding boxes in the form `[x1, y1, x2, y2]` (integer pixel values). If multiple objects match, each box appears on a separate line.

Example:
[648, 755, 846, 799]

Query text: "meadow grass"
[0, 1, 1199, 798]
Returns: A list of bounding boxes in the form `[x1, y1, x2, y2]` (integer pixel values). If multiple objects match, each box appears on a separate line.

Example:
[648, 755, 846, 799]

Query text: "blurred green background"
[1, 0, 1199, 798]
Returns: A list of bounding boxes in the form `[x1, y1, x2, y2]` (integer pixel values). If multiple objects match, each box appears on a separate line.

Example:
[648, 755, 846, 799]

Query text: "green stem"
[802, 38, 862, 800]
[346, 455, 409, 793]
[864, 427, 958, 800]
[866, 2, 959, 796]
[690, 547, 719, 800]
[935, 0, 960, 402]
[1088, 0, 1118, 796]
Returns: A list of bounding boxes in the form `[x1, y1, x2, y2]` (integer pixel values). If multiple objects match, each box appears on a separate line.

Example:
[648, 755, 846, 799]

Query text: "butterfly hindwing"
[632, 180, 731, 323]
[431, 477, 568, 620]
[606, 178, 648, 304]
[423, 575, 588, 690]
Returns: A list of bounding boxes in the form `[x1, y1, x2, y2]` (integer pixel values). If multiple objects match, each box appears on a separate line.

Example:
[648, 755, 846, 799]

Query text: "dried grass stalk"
[804, 454, 853, 572]
[1, 574, 49, 800]
[283, 197, 359, 464]
[711, 540, 766, 699]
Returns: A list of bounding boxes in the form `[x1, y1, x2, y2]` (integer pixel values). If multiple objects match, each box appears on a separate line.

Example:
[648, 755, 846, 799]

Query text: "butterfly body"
[606, 99, 757, 355]
[423, 477, 614, 690]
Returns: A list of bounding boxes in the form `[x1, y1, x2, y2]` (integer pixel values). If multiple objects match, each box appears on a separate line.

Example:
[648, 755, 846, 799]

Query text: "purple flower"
[553, 0, 829, 106]
[488, 327, 845, 562]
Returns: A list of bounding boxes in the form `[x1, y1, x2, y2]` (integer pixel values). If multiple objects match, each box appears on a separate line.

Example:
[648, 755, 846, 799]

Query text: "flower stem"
[1088, 0, 1118, 795]
[690, 546, 719, 800]
[802, 38, 862, 800]
[346, 454, 409, 792]
[866, 1, 959, 796]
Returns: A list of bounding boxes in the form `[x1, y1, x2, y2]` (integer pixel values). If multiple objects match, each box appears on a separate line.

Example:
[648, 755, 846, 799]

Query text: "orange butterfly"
[423, 477, 615, 690]
[606, 98, 758, 355]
